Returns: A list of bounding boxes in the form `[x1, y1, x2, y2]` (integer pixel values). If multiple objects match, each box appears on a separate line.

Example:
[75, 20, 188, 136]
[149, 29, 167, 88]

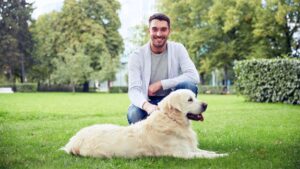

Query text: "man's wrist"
[142, 101, 157, 114]
[142, 101, 148, 111]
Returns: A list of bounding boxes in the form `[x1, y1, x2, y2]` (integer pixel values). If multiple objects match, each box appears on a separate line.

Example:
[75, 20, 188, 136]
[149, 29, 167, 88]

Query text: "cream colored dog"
[61, 89, 228, 159]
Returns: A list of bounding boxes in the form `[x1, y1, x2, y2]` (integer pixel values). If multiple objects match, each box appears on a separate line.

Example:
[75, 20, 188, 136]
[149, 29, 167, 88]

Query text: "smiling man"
[127, 13, 200, 124]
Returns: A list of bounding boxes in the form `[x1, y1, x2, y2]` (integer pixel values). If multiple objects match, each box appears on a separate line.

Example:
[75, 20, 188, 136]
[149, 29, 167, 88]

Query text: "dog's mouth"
[186, 113, 204, 121]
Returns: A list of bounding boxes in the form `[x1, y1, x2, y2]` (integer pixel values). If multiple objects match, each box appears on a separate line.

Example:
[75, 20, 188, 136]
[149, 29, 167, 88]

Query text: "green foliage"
[38, 84, 74, 92]
[52, 48, 93, 92]
[15, 83, 37, 92]
[0, 0, 34, 82]
[234, 59, 300, 104]
[157, 0, 300, 84]
[198, 85, 236, 95]
[0, 83, 14, 88]
[109, 86, 128, 93]
[252, 0, 300, 57]
[131, 24, 149, 46]
[0, 93, 299, 168]
[36, 83, 93, 92]
[0, 83, 37, 92]
[30, 0, 123, 87]
[29, 12, 60, 82]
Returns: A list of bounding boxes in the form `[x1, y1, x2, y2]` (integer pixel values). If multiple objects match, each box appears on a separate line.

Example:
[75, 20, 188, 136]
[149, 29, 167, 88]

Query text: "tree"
[52, 48, 93, 92]
[130, 24, 149, 46]
[30, 0, 124, 91]
[80, 0, 124, 88]
[0, 0, 33, 83]
[29, 12, 60, 84]
[158, 0, 300, 85]
[199, 0, 259, 84]
[253, 0, 300, 57]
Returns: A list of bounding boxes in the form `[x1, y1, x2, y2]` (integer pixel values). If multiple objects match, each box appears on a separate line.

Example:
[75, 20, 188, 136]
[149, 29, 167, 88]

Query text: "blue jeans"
[127, 81, 198, 124]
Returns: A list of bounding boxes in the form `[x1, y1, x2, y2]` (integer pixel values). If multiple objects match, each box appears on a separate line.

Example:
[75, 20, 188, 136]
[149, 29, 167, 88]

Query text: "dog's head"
[158, 89, 207, 122]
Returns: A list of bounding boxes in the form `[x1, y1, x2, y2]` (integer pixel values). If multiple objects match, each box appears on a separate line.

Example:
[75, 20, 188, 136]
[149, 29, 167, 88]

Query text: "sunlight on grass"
[0, 93, 299, 169]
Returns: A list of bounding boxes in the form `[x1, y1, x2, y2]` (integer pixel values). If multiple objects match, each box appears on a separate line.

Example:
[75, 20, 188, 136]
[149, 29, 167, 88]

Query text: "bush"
[0, 83, 15, 92]
[198, 85, 236, 94]
[0, 83, 14, 88]
[109, 86, 128, 93]
[234, 59, 300, 104]
[15, 83, 38, 92]
[38, 84, 98, 92]
[39, 84, 86, 92]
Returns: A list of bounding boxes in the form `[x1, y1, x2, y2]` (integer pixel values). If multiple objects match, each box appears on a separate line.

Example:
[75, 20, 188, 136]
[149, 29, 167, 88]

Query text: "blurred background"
[0, 0, 299, 94]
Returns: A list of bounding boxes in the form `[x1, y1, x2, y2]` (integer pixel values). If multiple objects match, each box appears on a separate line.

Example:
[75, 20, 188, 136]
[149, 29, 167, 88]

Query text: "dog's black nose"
[202, 103, 208, 111]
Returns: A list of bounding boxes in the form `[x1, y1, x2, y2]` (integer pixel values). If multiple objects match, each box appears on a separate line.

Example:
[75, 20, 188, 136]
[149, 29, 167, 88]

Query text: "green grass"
[0, 93, 299, 169]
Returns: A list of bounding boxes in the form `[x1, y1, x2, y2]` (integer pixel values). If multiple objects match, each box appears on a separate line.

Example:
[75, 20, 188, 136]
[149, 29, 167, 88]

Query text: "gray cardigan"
[128, 41, 200, 108]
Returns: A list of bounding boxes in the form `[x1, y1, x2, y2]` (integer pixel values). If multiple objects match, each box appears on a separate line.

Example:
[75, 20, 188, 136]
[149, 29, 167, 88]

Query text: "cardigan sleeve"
[161, 43, 200, 90]
[128, 50, 148, 108]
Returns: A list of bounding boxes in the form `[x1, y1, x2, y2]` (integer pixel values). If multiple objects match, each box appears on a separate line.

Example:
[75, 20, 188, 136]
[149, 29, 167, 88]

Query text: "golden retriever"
[61, 89, 228, 159]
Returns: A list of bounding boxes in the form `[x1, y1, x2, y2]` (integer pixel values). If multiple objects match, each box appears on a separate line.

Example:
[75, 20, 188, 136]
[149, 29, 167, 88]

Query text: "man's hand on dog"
[142, 102, 158, 114]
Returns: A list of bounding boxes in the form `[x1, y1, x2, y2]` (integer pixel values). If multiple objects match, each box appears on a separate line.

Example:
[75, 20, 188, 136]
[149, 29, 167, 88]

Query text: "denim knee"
[175, 81, 198, 96]
[127, 104, 148, 124]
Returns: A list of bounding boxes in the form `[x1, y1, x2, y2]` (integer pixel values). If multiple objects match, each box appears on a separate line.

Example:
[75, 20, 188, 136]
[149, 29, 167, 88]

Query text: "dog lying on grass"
[61, 89, 228, 159]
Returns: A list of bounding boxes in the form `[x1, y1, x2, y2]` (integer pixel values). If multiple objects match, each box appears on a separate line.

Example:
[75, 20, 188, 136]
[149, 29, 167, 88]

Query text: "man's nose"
[156, 31, 162, 36]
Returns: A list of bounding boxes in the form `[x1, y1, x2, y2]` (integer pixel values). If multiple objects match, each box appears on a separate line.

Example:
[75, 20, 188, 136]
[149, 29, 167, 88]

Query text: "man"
[127, 13, 200, 124]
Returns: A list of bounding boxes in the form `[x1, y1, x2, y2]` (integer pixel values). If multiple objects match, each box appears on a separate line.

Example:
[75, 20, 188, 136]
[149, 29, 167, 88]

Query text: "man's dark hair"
[149, 13, 170, 28]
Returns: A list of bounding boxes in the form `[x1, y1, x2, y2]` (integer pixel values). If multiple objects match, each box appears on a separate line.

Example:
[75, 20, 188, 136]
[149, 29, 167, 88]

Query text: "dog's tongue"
[186, 113, 204, 122]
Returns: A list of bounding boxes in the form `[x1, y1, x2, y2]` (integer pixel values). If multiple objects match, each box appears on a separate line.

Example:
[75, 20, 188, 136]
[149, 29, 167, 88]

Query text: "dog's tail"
[60, 136, 81, 155]
[59, 146, 69, 153]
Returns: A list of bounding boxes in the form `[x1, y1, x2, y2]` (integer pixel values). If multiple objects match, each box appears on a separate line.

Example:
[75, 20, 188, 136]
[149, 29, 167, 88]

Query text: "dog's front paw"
[214, 153, 228, 158]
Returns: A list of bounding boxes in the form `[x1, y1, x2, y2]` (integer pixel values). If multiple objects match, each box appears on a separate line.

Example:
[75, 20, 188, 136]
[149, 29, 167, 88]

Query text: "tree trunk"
[222, 66, 228, 94]
[20, 53, 26, 83]
[107, 80, 111, 91]
[200, 73, 205, 85]
[7, 66, 14, 83]
[223, 66, 228, 87]
[71, 84, 76, 93]
[283, 20, 292, 56]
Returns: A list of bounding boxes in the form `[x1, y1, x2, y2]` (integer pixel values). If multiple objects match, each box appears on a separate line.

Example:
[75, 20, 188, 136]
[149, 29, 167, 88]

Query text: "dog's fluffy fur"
[61, 89, 228, 159]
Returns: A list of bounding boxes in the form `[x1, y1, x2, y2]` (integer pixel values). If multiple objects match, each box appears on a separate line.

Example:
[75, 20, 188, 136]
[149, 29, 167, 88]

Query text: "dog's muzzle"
[186, 103, 207, 122]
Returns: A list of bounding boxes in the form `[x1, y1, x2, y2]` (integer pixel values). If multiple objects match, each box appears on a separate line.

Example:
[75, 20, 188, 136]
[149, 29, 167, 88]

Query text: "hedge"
[109, 86, 128, 93]
[38, 84, 75, 92]
[198, 85, 236, 95]
[234, 59, 300, 104]
[0, 84, 14, 88]
[109, 86, 236, 94]
[15, 83, 38, 92]
[0, 83, 38, 92]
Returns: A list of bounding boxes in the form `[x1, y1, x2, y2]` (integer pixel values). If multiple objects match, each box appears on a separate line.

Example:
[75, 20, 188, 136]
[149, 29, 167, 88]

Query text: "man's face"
[149, 19, 170, 50]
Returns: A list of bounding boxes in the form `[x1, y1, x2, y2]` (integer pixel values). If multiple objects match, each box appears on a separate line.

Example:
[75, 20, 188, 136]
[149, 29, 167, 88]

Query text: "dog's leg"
[193, 149, 228, 158]
[170, 152, 201, 159]
[170, 150, 227, 159]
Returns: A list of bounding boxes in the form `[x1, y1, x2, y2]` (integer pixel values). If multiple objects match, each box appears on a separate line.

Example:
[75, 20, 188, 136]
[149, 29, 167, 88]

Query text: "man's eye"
[152, 28, 158, 31]
[188, 97, 193, 102]
[161, 28, 167, 32]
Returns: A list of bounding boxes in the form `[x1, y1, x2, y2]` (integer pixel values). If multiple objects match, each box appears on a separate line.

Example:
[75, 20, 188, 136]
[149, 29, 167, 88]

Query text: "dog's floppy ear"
[169, 94, 182, 112]
[158, 92, 182, 112]
[158, 96, 171, 111]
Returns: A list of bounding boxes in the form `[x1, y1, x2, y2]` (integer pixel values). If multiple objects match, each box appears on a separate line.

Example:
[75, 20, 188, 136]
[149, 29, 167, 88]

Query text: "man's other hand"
[148, 81, 162, 96]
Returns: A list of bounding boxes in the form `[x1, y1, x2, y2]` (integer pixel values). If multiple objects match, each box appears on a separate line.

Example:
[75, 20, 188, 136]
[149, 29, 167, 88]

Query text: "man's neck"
[150, 43, 167, 54]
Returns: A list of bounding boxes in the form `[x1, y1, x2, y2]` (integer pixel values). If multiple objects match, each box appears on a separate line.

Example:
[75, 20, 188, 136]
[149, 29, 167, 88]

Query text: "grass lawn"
[0, 93, 299, 169]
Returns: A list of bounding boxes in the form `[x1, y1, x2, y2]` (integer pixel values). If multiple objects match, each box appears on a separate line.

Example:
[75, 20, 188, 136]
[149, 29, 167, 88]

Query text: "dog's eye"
[188, 97, 193, 102]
